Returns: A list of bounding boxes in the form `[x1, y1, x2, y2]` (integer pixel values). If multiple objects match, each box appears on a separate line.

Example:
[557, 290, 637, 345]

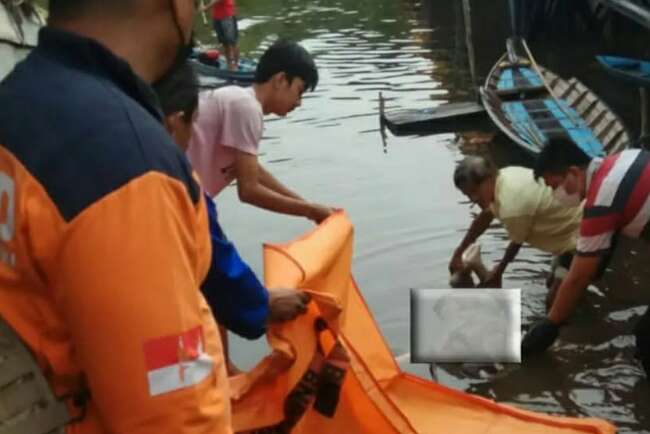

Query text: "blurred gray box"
[411, 289, 521, 363]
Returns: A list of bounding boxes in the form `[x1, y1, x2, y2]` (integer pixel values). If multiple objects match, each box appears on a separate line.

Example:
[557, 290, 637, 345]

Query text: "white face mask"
[553, 185, 581, 207]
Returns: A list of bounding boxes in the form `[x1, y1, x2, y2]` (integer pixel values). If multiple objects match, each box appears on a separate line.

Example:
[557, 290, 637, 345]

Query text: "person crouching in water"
[523, 138, 650, 377]
[154, 62, 310, 373]
[450, 151, 587, 308]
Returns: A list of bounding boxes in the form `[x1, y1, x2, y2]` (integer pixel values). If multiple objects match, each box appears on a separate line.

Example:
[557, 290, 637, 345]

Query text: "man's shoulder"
[203, 86, 260, 112]
[494, 167, 554, 222]
[498, 166, 534, 182]
[497, 167, 545, 200]
[587, 149, 650, 208]
[0, 55, 199, 221]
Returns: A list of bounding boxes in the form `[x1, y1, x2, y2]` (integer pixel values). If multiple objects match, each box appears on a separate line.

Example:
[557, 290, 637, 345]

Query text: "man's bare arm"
[450, 208, 495, 272]
[202, 0, 222, 12]
[257, 163, 304, 200]
[548, 255, 602, 324]
[234, 152, 332, 222]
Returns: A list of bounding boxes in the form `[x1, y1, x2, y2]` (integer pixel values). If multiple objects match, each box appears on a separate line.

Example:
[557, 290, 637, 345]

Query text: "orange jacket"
[0, 27, 231, 434]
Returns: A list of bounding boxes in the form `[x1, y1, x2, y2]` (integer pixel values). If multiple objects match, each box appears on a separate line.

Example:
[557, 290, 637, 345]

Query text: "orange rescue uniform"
[0, 27, 231, 433]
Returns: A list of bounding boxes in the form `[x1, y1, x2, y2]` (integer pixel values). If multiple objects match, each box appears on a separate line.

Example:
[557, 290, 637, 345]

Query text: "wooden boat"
[480, 39, 630, 156]
[189, 49, 256, 84]
[379, 99, 490, 136]
[596, 55, 650, 87]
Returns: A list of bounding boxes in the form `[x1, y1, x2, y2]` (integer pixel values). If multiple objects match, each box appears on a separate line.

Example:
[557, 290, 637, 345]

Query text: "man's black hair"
[254, 39, 318, 91]
[533, 137, 593, 180]
[153, 62, 199, 123]
[48, 0, 131, 21]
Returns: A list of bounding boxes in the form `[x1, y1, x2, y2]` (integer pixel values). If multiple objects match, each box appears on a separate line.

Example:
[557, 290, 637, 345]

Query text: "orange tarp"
[229, 212, 615, 434]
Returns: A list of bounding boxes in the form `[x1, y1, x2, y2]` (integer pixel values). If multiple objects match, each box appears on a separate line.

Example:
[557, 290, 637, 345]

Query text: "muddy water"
[196, 0, 650, 431]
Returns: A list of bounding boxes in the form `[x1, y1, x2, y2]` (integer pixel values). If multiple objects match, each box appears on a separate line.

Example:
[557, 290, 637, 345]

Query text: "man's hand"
[201, 0, 221, 11]
[479, 267, 502, 288]
[226, 359, 243, 376]
[521, 318, 559, 357]
[449, 251, 464, 274]
[307, 204, 334, 224]
[267, 288, 311, 323]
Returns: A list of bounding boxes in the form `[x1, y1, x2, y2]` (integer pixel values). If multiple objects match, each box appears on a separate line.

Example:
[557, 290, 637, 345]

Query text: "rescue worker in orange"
[0, 0, 232, 432]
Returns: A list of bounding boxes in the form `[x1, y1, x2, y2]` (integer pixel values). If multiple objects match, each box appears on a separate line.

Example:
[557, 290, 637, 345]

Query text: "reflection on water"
[196, 0, 649, 431]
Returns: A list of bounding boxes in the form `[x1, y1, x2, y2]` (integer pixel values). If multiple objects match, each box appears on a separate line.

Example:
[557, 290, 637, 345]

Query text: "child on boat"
[450, 152, 588, 308]
[154, 61, 311, 374]
[203, 0, 240, 70]
[187, 39, 335, 223]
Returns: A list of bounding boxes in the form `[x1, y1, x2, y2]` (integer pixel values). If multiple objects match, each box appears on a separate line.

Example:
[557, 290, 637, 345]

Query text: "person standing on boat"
[522, 139, 650, 378]
[154, 62, 311, 374]
[187, 39, 335, 223]
[450, 153, 584, 307]
[0, 0, 233, 432]
[202, 0, 240, 70]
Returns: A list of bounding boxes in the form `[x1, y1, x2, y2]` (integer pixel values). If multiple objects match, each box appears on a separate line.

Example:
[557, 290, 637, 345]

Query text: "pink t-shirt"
[187, 86, 263, 196]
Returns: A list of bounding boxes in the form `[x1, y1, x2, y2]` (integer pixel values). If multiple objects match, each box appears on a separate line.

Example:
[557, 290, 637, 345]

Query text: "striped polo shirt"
[578, 149, 650, 255]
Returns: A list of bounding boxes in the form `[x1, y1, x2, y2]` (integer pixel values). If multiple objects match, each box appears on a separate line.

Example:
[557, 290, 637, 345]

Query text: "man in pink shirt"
[188, 39, 334, 223]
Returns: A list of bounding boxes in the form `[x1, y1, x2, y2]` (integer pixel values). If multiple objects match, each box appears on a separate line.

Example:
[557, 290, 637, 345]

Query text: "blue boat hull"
[189, 53, 256, 84]
[596, 55, 650, 88]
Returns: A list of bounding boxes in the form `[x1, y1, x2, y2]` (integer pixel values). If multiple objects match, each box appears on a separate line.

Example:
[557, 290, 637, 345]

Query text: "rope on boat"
[519, 38, 582, 127]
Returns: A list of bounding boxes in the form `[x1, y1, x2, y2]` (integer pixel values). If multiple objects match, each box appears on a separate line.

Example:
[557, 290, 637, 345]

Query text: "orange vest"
[0, 147, 232, 433]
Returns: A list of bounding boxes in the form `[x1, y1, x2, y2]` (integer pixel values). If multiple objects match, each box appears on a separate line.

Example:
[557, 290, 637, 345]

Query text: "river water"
[195, 0, 650, 432]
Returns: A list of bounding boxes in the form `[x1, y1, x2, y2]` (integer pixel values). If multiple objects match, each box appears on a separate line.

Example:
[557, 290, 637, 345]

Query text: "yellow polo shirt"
[490, 167, 582, 255]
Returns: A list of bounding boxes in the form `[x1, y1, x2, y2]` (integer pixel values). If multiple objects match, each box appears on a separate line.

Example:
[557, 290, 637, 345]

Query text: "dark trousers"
[634, 306, 650, 376]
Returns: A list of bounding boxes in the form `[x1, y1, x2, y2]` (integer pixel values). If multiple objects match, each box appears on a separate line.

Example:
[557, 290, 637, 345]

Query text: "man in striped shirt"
[522, 138, 650, 378]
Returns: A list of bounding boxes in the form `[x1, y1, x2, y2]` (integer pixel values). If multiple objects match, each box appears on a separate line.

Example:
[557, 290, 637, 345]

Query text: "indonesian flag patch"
[143, 326, 214, 396]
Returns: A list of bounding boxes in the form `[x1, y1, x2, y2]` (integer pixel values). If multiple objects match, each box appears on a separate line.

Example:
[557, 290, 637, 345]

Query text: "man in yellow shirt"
[449, 156, 583, 307]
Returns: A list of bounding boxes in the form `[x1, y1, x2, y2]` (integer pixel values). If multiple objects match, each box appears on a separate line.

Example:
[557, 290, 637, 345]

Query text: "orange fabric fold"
[229, 212, 615, 434]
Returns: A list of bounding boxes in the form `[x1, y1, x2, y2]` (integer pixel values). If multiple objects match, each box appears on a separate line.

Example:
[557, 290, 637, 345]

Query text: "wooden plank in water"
[380, 101, 488, 136]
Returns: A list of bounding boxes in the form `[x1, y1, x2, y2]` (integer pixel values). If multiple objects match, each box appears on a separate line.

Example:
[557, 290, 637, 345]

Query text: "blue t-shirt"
[201, 194, 269, 339]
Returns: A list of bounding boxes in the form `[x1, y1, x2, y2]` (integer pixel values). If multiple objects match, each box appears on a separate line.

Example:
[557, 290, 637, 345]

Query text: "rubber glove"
[521, 318, 559, 357]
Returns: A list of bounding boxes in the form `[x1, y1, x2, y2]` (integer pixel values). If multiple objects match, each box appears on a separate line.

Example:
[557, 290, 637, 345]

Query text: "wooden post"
[462, 0, 478, 96]
[199, 0, 208, 25]
[378, 92, 389, 154]
[639, 86, 650, 148]
[508, 0, 519, 37]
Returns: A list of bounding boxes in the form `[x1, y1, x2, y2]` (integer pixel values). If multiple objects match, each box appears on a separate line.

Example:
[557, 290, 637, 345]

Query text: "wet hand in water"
[479, 268, 502, 288]
[308, 203, 335, 224]
[267, 288, 312, 323]
[521, 318, 559, 357]
[448, 252, 464, 273]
